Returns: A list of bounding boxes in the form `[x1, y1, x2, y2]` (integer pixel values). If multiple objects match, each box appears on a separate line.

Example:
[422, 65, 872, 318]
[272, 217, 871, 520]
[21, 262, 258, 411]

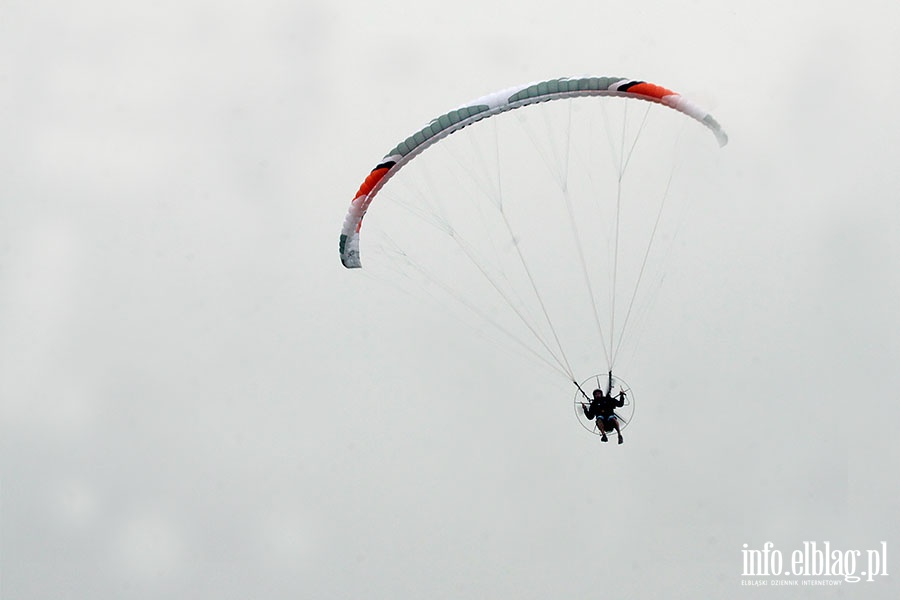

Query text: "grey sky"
[2, 0, 899, 598]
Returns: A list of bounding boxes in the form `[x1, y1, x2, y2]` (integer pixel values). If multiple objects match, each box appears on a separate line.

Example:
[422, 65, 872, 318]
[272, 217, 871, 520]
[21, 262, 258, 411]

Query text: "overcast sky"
[2, 0, 899, 598]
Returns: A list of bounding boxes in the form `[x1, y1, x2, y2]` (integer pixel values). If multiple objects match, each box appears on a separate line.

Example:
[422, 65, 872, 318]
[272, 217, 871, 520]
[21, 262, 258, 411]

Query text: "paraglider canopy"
[339, 75, 727, 270]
